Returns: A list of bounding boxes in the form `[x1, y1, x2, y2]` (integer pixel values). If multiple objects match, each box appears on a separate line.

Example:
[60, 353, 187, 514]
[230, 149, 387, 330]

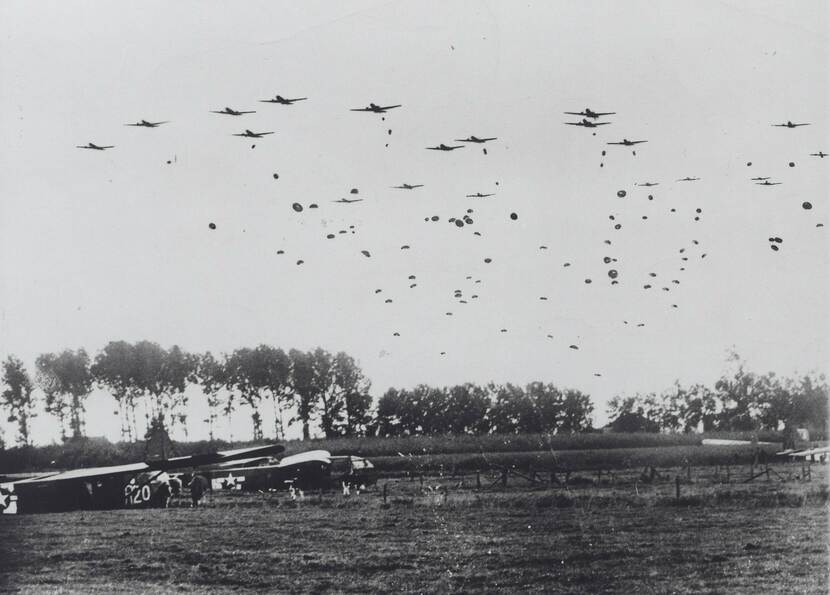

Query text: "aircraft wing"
[788, 446, 830, 458]
[379, 105, 401, 110]
[213, 456, 273, 469]
[13, 462, 151, 485]
[594, 122, 611, 126]
[350, 108, 373, 111]
[153, 443, 285, 470]
[277, 450, 332, 468]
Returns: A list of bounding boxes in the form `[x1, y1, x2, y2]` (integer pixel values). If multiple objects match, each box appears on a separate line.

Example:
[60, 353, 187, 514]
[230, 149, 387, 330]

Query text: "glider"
[259, 95, 307, 105]
[392, 183, 424, 189]
[232, 129, 275, 138]
[125, 120, 168, 128]
[677, 176, 700, 182]
[454, 136, 497, 143]
[333, 198, 363, 203]
[607, 139, 647, 146]
[208, 451, 376, 492]
[751, 177, 770, 181]
[427, 144, 465, 151]
[466, 192, 495, 198]
[756, 181, 782, 186]
[76, 143, 114, 150]
[565, 118, 611, 128]
[0, 444, 284, 515]
[350, 103, 401, 113]
[564, 108, 615, 119]
[772, 121, 810, 128]
[636, 182, 659, 187]
[211, 107, 256, 116]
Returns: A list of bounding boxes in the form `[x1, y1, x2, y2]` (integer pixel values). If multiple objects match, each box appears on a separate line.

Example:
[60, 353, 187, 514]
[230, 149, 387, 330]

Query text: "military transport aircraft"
[454, 135, 497, 143]
[334, 198, 363, 203]
[125, 120, 169, 128]
[677, 176, 700, 182]
[751, 177, 771, 181]
[260, 95, 307, 105]
[232, 129, 275, 138]
[565, 118, 611, 128]
[392, 183, 424, 189]
[636, 182, 659, 187]
[466, 192, 495, 198]
[756, 180, 782, 186]
[0, 444, 283, 515]
[76, 142, 114, 150]
[211, 107, 256, 116]
[427, 143, 465, 151]
[810, 151, 827, 158]
[772, 120, 810, 128]
[564, 108, 615, 119]
[350, 103, 401, 113]
[607, 139, 647, 146]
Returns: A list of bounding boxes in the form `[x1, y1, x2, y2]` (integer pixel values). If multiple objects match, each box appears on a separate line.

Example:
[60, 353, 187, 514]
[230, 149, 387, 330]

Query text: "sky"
[0, 0, 827, 445]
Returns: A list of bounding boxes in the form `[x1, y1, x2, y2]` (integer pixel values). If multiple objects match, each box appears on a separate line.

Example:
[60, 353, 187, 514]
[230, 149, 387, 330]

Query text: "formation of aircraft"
[125, 120, 168, 128]
[70, 91, 823, 363]
[564, 108, 615, 119]
[260, 95, 307, 105]
[455, 135, 497, 143]
[772, 120, 810, 128]
[232, 129, 275, 138]
[0, 444, 284, 515]
[607, 139, 647, 146]
[211, 107, 256, 116]
[427, 143, 465, 151]
[350, 102, 401, 113]
[76, 142, 114, 150]
[565, 118, 611, 128]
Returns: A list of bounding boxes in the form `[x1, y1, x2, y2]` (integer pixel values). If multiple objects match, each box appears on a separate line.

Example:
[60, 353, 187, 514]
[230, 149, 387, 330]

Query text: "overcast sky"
[1, 1, 827, 445]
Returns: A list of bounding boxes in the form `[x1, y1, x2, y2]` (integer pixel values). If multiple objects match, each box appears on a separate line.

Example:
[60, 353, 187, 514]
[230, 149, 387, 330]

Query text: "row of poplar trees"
[0, 342, 372, 447]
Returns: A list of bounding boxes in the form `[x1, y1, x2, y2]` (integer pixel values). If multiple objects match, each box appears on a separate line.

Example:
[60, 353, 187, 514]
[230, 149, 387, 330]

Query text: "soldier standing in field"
[189, 473, 208, 507]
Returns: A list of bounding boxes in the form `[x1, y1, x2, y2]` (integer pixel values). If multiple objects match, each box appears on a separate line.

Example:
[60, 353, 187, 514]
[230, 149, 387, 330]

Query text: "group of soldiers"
[134, 472, 210, 509]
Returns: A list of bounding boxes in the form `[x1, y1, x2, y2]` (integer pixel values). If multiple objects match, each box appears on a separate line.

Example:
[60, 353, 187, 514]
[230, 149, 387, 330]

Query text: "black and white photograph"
[0, 1, 827, 593]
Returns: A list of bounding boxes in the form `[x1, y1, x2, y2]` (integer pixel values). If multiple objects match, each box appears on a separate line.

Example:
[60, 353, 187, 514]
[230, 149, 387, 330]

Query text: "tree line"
[607, 352, 828, 435]
[0, 341, 595, 447]
[0, 342, 373, 447]
[2, 345, 825, 448]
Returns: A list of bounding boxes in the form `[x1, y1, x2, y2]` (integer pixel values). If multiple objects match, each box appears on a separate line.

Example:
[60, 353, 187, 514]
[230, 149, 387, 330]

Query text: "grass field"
[1, 462, 827, 594]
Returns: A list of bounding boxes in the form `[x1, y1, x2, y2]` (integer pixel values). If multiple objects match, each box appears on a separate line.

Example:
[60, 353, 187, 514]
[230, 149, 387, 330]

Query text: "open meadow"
[2, 462, 827, 594]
